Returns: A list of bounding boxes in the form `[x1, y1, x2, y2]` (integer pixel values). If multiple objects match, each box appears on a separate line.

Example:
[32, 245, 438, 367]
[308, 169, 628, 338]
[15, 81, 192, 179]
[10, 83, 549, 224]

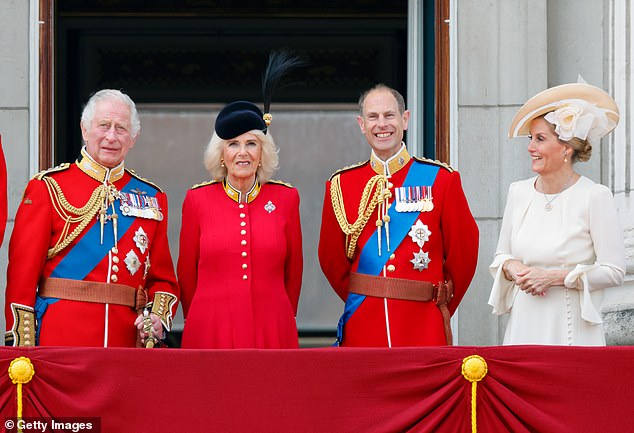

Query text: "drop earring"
[563, 152, 568, 163]
[220, 159, 225, 168]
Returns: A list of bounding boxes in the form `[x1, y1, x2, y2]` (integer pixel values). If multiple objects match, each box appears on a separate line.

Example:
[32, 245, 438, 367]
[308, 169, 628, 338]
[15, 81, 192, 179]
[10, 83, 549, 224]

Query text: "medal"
[119, 192, 164, 221]
[133, 226, 149, 254]
[410, 249, 431, 271]
[408, 219, 432, 247]
[124, 250, 141, 275]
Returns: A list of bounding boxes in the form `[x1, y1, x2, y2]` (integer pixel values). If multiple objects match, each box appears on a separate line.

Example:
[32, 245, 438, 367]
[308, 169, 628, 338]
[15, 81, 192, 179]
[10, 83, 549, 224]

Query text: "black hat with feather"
[214, 50, 305, 140]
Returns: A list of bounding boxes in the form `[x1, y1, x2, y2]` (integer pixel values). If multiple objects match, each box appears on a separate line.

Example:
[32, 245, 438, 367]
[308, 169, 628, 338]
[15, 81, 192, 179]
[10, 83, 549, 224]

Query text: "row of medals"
[394, 186, 433, 213]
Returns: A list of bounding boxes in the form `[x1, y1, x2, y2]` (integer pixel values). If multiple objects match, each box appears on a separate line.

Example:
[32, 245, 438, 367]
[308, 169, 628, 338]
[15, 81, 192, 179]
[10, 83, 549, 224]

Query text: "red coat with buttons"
[319, 156, 479, 347]
[4, 162, 179, 347]
[177, 180, 303, 349]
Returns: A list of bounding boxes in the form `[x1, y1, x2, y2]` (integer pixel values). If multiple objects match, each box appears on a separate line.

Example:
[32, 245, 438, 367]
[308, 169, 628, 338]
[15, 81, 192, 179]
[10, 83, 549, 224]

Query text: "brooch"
[264, 200, 276, 213]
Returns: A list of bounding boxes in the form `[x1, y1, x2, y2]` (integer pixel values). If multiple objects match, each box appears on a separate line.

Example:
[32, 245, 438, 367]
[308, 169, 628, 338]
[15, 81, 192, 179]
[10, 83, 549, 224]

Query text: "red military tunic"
[319, 145, 479, 347]
[5, 148, 179, 347]
[178, 178, 303, 349]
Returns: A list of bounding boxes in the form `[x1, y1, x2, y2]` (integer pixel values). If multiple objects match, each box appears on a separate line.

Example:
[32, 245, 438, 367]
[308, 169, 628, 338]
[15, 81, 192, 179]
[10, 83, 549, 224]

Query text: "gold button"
[112, 265, 119, 273]
[389, 254, 396, 260]
[111, 275, 118, 282]
[387, 264, 396, 272]
[112, 256, 120, 264]
[243, 275, 248, 280]
[241, 240, 247, 246]
[240, 222, 246, 227]
[111, 247, 118, 254]
[387, 182, 393, 188]
[242, 264, 248, 269]
[240, 229, 247, 235]
[24, 320, 30, 325]
[241, 252, 247, 257]
[239, 204, 245, 209]
[240, 213, 246, 218]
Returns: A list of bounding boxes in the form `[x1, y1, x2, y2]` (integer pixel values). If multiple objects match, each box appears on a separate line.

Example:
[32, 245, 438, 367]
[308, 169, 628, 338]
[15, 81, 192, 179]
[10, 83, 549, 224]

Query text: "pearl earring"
[220, 159, 225, 168]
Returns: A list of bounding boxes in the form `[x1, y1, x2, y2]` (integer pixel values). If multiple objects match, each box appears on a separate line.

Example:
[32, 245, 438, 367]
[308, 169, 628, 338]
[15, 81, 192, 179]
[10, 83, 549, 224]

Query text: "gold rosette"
[9, 356, 35, 421]
[461, 355, 488, 433]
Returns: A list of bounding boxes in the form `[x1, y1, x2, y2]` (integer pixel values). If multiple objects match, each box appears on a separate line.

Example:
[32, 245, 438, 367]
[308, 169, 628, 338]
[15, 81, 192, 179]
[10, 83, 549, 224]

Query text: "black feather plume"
[261, 50, 307, 114]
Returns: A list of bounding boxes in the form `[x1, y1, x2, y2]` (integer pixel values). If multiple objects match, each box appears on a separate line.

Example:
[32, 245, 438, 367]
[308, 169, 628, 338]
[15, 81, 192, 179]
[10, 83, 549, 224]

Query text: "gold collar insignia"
[370, 144, 411, 176]
[77, 147, 125, 183]
[223, 178, 261, 203]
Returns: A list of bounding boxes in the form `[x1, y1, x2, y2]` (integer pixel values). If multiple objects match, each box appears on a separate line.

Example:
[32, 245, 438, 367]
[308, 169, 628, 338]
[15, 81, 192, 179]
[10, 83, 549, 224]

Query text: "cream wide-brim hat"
[508, 83, 619, 138]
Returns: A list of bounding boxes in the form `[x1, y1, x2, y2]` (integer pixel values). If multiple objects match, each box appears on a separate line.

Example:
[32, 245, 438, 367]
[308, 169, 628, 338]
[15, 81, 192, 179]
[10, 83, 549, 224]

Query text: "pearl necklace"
[540, 174, 575, 212]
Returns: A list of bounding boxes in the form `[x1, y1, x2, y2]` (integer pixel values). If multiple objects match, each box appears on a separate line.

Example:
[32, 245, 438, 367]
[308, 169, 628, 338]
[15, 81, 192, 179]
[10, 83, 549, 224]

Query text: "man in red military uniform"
[5, 89, 179, 347]
[319, 84, 478, 347]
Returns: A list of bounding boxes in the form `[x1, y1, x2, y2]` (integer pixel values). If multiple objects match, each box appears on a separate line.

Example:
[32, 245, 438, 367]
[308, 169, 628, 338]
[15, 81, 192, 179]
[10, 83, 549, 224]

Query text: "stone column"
[601, 0, 634, 345]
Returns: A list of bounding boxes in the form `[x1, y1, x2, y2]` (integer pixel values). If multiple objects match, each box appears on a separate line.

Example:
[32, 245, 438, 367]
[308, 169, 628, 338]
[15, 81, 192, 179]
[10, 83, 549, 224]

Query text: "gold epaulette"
[267, 179, 293, 188]
[328, 160, 370, 181]
[191, 180, 220, 190]
[412, 156, 454, 172]
[125, 168, 164, 193]
[33, 163, 71, 180]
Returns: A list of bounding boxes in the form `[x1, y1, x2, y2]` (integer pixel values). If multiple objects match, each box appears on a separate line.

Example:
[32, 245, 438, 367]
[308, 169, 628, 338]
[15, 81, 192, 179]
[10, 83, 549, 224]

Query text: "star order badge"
[125, 250, 141, 276]
[408, 219, 432, 247]
[410, 249, 431, 271]
[264, 200, 276, 213]
[133, 226, 149, 254]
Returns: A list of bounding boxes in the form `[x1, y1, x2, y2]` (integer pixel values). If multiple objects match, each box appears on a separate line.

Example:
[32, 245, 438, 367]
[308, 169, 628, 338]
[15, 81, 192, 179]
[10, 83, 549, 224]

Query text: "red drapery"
[1, 346, 633, 432]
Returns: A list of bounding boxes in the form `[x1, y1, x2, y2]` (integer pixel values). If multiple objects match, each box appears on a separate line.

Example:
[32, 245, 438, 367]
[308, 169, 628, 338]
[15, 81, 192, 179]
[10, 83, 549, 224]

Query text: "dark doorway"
[56, 1, 408, 163]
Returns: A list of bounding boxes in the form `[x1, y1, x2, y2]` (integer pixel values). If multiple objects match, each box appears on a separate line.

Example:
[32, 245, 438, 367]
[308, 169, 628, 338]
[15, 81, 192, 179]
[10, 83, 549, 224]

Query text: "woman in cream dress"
[489, 82, 626, 345]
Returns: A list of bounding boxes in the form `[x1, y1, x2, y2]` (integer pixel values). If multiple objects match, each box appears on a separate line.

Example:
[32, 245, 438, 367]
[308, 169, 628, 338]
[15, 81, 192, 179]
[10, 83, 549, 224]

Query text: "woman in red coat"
[177, 100, 303, 348]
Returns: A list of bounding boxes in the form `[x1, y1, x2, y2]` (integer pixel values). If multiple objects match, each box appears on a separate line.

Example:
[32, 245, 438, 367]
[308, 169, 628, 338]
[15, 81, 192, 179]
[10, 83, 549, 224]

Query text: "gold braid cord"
[44, 177, 114, 259]
[330, 173, 389, 259]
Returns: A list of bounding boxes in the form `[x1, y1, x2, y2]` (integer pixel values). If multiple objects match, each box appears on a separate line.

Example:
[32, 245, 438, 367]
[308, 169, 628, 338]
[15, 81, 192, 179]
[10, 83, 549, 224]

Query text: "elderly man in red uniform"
[5, 89, 179, 347]
[319, 84, 479, 347]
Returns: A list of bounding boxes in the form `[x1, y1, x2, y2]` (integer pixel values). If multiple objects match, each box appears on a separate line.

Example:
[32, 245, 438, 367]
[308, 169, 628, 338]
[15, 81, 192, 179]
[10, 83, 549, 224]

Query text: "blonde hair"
[203, 129, 279, 182]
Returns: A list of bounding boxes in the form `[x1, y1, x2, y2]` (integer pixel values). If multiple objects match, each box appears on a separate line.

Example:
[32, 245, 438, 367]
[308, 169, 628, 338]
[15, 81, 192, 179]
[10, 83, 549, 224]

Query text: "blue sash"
[336, 162, 440, 345]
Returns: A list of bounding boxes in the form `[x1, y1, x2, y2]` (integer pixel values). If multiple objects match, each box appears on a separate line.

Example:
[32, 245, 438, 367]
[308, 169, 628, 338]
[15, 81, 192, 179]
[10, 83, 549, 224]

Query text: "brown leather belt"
[39, 277, 148, 309]
[348, 272, 454, 345]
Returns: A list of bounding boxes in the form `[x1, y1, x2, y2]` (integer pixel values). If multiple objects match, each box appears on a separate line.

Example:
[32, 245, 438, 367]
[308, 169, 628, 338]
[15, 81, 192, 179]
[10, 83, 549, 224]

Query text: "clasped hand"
[514, 267, 553, 296]
[505, 260, 568, 297]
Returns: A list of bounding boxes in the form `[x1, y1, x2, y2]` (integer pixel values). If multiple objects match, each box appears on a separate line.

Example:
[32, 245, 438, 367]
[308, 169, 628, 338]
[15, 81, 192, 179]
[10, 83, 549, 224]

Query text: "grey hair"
[204, 129, 279, 182]
[80, 89, 140, 138]
[358, 83, 406, 116]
